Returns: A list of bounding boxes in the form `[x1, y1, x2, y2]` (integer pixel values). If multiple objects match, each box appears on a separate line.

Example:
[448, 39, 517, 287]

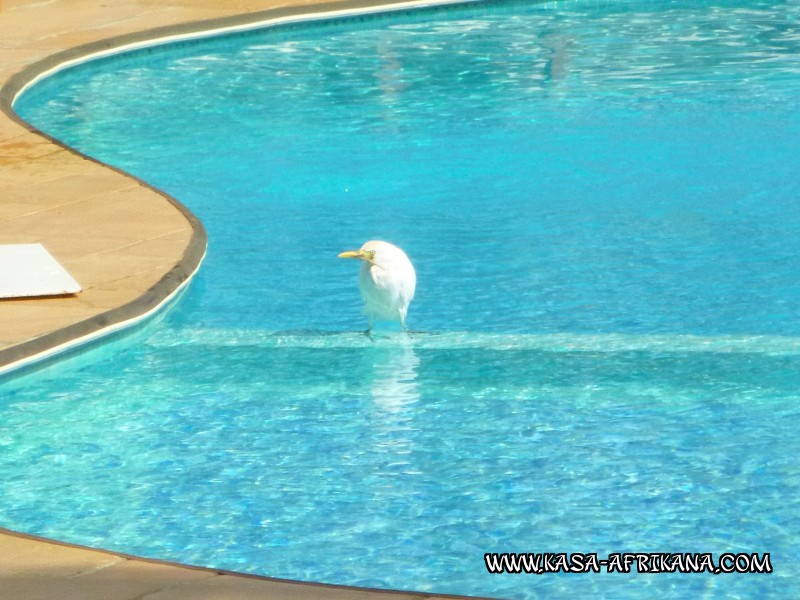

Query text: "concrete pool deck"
[0, 0, 478, 598]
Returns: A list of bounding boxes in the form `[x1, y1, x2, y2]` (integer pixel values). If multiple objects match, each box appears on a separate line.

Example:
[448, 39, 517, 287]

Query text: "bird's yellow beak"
[338, 250, 366, 260]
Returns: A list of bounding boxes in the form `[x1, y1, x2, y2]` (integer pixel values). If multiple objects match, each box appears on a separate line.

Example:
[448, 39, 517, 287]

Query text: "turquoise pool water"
[6, 0, 800, 597]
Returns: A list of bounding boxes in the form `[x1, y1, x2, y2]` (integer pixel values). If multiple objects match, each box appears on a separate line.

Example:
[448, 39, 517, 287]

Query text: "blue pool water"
[6, 0, 800, 597]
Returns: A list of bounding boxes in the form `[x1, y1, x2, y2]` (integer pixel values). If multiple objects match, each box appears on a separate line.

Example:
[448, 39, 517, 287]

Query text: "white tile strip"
[0, 243, 81, 298]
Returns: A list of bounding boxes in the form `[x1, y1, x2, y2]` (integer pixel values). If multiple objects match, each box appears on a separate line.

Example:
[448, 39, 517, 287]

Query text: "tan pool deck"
[0, 0, 479, 598]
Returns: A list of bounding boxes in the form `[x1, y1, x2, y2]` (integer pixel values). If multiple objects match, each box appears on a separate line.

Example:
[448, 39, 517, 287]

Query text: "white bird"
[338, 240, 416, 332]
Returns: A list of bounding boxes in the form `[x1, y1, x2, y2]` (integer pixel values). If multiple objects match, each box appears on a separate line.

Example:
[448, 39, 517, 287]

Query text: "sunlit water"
[6, 0, 800, 597]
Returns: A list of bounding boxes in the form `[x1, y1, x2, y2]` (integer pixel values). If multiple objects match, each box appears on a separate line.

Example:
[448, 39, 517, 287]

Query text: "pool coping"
[1, 524, 487, 599]
[0, 0, 493, 598]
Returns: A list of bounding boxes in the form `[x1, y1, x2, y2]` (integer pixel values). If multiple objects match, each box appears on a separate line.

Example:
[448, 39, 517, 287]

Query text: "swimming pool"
[5, 0, 800, 597]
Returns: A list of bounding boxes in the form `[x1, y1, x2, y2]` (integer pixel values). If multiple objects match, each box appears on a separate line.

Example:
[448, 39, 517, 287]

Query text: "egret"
[338, 240, 416, 332]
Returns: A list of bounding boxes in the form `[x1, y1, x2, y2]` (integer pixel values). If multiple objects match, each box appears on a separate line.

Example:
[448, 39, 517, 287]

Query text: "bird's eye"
[369, 251, 376, 259]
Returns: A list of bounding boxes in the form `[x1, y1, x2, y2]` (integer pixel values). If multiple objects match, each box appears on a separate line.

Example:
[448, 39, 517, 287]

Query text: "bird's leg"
[364, 316, 375, 340]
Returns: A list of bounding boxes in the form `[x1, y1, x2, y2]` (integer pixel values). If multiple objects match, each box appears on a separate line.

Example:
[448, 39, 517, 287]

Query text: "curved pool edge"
[0, 0, 492, 598]
[0, 525, 486, 600]
[0, 138, 207, 379]
[1, 78, 207, 379]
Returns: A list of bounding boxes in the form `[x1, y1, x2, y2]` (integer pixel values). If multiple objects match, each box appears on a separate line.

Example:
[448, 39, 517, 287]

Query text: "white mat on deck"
[0, 244, 81, 299]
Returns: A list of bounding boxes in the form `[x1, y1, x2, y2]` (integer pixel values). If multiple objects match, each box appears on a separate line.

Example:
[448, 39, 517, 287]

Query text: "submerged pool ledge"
[0, 0, 481, 598]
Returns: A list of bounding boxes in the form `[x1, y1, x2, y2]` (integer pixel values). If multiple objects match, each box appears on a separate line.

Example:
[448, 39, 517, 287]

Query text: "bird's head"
[337, 246, 377, 264]
[338, 240, 406, 267]
[339, 240, 416, 285]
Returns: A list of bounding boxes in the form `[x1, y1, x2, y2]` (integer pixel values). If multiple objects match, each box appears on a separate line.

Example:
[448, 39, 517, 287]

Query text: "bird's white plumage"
[339, 240, 416, 331]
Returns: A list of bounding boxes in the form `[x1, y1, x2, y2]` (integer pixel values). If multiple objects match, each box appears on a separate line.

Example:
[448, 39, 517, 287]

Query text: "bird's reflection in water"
[542, 33, 572, 85]
[367, 336, 421, 457]
[370, 336, 420, 414]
